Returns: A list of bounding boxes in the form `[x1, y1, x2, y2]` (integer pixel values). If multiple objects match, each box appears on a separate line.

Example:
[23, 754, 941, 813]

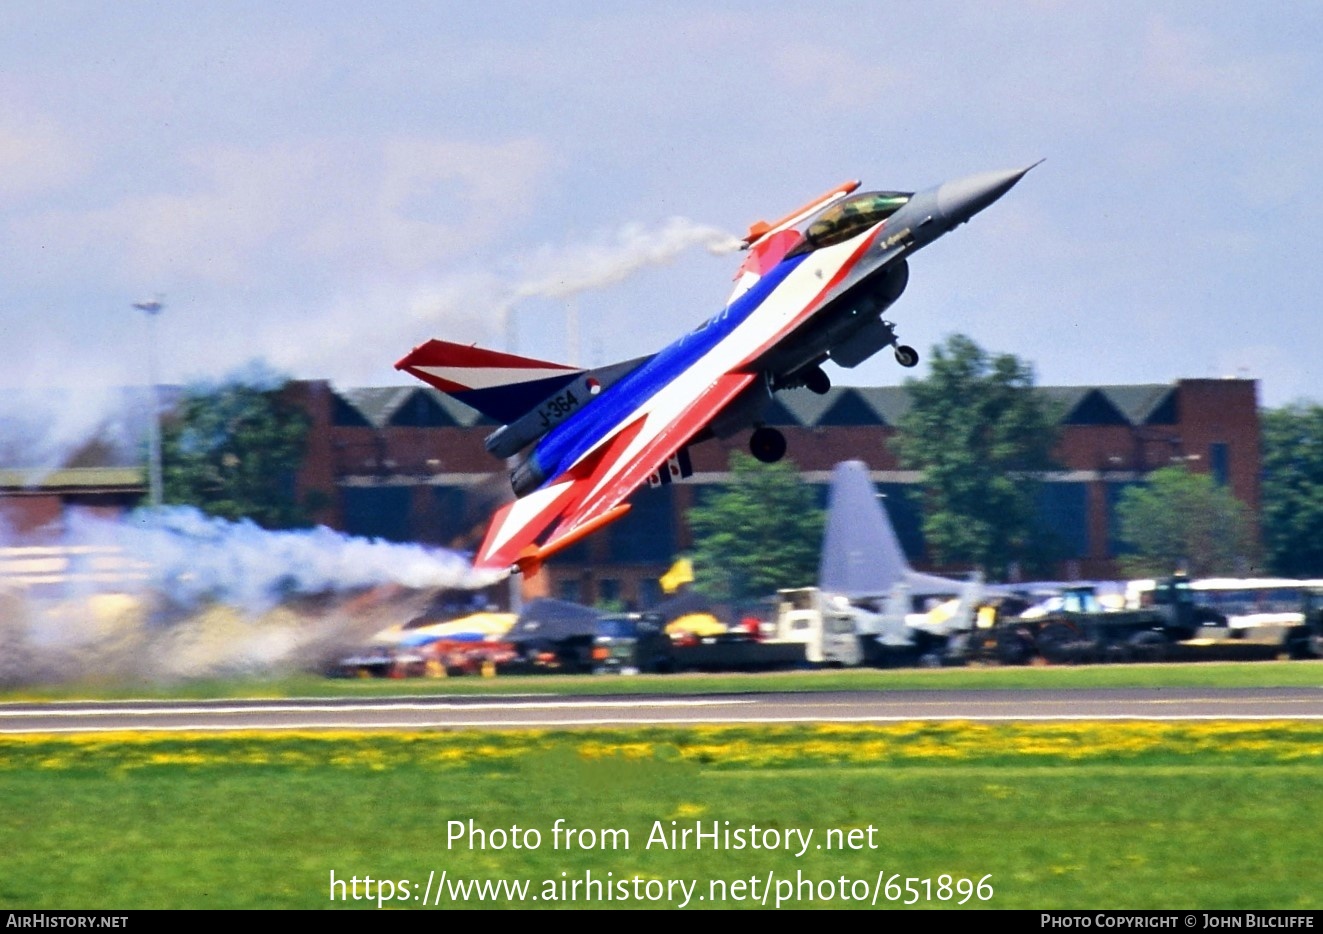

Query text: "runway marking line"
[5, 712, 1323, 734]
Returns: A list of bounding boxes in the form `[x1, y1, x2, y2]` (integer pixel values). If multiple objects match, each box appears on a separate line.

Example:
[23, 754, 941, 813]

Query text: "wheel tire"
[1038, 621, 1087, 664]
[894, 345, 919, 368]
[804, 366, 831, 395]
[750, 426, 787, 463]
[995, 626, 1034, 665]
[1128, 630, 1168, 663]
[1285, 629, 1321, 660]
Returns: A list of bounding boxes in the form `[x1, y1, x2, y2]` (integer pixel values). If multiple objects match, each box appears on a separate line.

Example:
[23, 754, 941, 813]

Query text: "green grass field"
[2, 721, 1321, 909]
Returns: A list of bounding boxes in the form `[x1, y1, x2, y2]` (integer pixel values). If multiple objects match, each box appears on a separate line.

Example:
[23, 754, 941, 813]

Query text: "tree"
[891, 333, 1060, 577]
[160, 367, 312, 529]
[1114, 465, 1254, 578]
[1259, 403, 1323, 576]
[686, 451, 824, 602]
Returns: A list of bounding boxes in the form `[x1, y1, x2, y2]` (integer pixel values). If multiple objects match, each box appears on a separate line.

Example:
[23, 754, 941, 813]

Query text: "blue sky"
[3, 1, 1320, 409]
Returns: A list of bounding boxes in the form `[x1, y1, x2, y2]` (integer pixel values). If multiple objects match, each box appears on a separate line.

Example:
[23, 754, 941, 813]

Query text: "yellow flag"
[660, 558, 694, 594]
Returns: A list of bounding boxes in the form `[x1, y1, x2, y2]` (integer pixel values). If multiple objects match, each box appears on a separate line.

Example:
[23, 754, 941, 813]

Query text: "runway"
[3, 686, 1322, 733]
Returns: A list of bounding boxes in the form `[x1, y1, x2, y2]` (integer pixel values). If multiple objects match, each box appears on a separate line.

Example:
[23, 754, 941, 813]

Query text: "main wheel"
[894, 345, 919, 368]
[749, 426, 787, 463]
[803, 366, 831, 395]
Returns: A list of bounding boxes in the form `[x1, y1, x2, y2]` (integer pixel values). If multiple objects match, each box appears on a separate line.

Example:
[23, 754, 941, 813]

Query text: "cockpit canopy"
[803, 191, 912, 251]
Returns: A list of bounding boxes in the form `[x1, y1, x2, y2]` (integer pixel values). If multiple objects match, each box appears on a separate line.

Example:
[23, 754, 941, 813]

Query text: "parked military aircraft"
[397, 165, 1036, 572]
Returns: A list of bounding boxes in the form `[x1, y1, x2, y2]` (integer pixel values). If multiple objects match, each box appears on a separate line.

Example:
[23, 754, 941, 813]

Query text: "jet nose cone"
[936, 163, 1038, 227]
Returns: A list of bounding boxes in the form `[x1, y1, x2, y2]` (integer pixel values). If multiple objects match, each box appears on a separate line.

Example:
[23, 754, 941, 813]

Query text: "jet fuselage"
[510, 166, 1034, 496]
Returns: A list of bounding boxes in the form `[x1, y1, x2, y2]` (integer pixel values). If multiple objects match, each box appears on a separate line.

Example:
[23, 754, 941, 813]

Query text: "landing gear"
[877, 316, 919, 368]
[749, 426, 787, 463]
[803, 366, 831, 395]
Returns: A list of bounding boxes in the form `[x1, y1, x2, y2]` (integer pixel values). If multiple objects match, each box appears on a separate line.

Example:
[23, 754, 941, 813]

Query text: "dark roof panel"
[1101, 385, 1177, 425]
[852, 387, 911, 427]
[760, 396, 799, 426]
[777, 389, 837, 427]
[334, 387, 413, 428]
[1060, 389, 1128, 426]
[817, 388, 886, 427]
[388, 390, 458, 428]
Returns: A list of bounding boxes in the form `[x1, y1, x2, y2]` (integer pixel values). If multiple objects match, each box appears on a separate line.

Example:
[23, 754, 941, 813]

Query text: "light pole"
[132, 296, 164, 508]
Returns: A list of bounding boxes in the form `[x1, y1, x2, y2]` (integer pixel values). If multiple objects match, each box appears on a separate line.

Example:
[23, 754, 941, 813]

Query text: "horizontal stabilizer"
[396, 340, 582, 425]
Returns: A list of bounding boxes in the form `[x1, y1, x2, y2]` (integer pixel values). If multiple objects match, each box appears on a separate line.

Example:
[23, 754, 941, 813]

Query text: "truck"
[774, 578, 986, 668]
[986, 576, 1323, 665]
[586, 612, 675, 674]
[984, 582, 1204, 665]
[1288, 588, 1323, 659]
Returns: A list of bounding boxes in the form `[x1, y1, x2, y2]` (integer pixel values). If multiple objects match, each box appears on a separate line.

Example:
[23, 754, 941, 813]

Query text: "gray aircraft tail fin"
[818, 461, 961, 599]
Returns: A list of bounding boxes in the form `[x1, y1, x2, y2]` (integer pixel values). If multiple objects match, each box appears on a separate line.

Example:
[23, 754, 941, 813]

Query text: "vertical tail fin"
[395, 340, 581, 425]
[818, 461, 913, 597]
[818, 460, 965, 598]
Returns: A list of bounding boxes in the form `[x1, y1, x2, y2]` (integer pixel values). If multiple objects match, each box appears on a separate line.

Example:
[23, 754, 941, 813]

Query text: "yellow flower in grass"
[146, 752, 209, 766]
[899, 739, 970, 760]
[615, 742, 657, 760]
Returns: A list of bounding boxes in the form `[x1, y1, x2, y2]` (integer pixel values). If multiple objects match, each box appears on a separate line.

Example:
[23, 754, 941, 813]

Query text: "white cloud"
[10, 135, 552, 290]
[0, 111, 85, 202]
[771, 41, 902, 110]
[376, 136, 550, 272]
[1141, 15, 1282, 106]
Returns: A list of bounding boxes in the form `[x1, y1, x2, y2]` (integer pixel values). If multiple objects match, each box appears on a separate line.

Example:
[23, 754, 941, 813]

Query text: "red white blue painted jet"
[397, 166, 1036, 573]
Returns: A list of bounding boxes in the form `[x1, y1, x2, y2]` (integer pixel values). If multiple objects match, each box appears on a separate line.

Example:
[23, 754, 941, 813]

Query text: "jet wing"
[474, 370, 759, 573]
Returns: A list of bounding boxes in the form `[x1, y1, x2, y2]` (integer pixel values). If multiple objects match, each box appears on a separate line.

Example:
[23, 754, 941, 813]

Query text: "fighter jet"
[397, 165, 1036, 573]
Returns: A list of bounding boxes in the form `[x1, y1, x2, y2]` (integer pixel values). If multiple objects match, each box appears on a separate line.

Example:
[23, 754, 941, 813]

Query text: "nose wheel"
[879, 317, 920, 368]
[750, 426, 787, 463]
[894, 344, 919, 368]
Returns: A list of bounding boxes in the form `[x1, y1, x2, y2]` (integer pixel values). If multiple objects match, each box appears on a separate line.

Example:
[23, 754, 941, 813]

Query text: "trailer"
[669, 631, 808, 672]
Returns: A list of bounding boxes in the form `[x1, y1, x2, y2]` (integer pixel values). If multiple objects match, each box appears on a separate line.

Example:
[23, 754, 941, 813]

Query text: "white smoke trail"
[0, 588, 436, 686]
[72, 506, 502, 613]
[512, 216, 742, 301]
[0, 508, 503, 686]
